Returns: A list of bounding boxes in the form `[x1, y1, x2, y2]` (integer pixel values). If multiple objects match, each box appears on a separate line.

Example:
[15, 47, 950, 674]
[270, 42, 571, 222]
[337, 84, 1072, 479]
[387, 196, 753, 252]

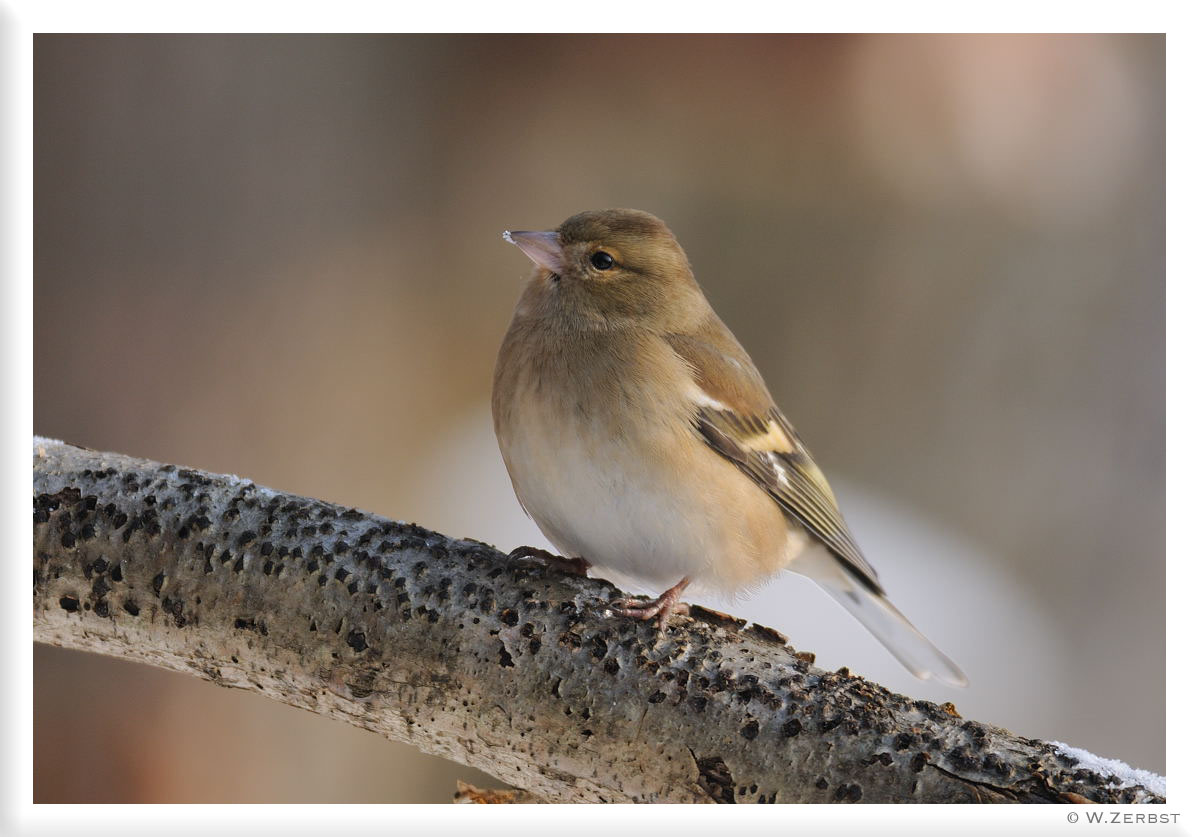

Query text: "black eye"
[590, 251, 615, 271]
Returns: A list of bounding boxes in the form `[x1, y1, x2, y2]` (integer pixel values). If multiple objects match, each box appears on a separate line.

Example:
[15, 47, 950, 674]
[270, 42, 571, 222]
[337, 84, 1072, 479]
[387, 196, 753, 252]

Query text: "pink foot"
[609, 577, 691, 630]
[508, 546, 591, 577]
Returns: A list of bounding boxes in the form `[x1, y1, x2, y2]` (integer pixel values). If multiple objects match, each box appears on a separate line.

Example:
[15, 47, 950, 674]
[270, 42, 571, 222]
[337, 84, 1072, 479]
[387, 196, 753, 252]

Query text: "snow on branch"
[32, 438, 1164, 803]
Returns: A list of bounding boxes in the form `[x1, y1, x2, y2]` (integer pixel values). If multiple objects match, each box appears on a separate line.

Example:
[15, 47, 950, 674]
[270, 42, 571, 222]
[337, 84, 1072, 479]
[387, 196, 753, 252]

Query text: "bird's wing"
[665, 324, 883, 594]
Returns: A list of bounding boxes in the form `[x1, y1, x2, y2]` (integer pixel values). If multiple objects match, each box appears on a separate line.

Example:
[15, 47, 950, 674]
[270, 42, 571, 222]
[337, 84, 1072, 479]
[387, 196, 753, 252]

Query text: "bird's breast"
[493, 326, 794, 591]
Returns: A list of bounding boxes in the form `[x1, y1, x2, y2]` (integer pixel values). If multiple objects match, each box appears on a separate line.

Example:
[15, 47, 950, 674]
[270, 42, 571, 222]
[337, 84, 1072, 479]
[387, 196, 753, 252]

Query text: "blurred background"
[33, 34, 1164, 802]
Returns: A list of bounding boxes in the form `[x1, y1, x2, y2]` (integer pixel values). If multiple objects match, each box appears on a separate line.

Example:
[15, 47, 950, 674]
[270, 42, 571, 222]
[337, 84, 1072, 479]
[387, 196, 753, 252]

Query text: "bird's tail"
[800, 564, 968, 687]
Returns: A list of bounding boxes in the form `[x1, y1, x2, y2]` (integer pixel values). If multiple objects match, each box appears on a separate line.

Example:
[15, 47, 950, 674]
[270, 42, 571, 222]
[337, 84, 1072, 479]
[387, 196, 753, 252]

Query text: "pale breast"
[493, 326, 794, 592]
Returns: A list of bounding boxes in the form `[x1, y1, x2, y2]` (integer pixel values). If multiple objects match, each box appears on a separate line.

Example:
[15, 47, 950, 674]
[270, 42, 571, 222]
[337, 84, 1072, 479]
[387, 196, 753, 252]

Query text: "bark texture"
[32, 438, 1163, 803]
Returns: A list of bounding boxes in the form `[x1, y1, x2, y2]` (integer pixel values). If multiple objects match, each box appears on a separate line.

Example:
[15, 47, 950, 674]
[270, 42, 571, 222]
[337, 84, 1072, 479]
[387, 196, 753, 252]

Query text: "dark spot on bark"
[347, 580, 359, 594]
[983, 752, 1012, 778]
[840, 784, 861, 802]
[80, 524, 95, 540]
[59, 595, 79, 612]
[334, 540, 348, 555]
[528, 638, 541, 655]
[233, 617, 268, 635]
[152, 571, 165, 595]
[603, 658, 620, 675]
[262, 560, 274, 575]
[498, 646, 514, 667]
[781, 718, 802, 737]
[233, 556, 245, 573]
[815, 776, 828, 790]
[60, 531, 76, 548]
[94, 600, 109, 618]
[123, 600, 139, 616]
[92, 575, 110, 598]
[821, 717, 842, 733]
[911, 752, 929, 773]
[334, 567, 349, 583]
[499, 608, 519, 627]
[346, 630, 368, 652]
[948, 746, 980, 772]
[648, 691, 666, 704]
[695, 756, 735, 803]
[893, 732, 914, 750]
[963, 720, 987, 741]
[740, 720, 760, 740]
[260, 542, 274, 556]
[690, 696, 707, 712]
[237, 530, 254, 546]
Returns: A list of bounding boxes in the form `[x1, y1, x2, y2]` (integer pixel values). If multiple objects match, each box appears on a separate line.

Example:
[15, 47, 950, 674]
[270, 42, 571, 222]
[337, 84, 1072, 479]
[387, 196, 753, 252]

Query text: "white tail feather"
[797, 564, 968, 687]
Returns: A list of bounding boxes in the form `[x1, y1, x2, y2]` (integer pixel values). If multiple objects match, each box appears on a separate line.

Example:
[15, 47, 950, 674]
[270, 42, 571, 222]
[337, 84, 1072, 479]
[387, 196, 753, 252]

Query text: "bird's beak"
[503, 230, 566, 275]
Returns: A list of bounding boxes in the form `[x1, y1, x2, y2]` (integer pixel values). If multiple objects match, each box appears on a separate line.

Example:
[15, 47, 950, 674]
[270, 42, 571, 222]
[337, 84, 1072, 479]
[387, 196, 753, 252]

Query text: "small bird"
[492, 209, 967, 687]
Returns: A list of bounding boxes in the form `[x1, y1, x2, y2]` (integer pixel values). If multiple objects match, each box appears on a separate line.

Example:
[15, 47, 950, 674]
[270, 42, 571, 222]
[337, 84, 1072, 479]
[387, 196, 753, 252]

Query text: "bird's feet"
[608, 577, 691, 630]
[508, 545, 591, 577]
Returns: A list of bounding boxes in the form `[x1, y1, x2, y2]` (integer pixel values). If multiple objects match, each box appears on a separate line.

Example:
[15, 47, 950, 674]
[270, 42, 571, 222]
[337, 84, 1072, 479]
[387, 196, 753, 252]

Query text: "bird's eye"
[590, 251, 615, 271]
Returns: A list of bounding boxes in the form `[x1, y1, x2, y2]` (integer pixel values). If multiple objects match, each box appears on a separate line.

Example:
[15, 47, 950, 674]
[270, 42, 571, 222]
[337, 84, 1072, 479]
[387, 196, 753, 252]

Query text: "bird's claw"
[608, 596, 690, 630]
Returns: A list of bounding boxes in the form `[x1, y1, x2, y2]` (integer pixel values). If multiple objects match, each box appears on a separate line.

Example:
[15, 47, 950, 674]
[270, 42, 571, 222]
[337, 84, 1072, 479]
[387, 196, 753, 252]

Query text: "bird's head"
[504, 209, 706, 331]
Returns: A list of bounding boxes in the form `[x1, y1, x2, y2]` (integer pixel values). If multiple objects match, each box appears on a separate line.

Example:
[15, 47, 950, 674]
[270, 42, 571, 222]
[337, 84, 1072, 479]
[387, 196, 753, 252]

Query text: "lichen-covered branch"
[32, 438, 1163, 803]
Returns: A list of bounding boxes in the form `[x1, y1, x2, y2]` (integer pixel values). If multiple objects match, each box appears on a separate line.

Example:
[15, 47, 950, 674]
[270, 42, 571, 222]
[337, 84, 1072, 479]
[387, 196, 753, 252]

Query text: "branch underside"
[32, 439, 1162, 803]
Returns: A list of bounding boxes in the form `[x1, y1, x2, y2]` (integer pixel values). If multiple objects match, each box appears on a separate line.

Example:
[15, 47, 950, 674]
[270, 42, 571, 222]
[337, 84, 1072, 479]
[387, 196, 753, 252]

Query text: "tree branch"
[32, 438, 1163, 803]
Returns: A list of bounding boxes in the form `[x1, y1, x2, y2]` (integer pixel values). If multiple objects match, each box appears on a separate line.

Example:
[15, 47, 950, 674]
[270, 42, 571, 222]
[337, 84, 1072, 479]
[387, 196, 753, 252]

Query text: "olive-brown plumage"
[493, 208, 966, 686]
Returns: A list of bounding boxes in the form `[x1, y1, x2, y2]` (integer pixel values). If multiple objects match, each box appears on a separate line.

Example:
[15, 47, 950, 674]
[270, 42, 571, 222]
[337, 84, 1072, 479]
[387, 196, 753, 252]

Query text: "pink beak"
[503, 230, 566, 275]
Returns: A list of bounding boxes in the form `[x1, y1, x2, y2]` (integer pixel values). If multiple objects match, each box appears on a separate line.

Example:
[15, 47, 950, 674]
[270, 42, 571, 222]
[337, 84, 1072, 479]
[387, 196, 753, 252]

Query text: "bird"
[492, 208, 967, 687]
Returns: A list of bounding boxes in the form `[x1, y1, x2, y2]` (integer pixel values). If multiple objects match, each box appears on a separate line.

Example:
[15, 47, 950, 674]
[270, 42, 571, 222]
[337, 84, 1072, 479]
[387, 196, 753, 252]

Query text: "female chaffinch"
[493, 208, 966, 686]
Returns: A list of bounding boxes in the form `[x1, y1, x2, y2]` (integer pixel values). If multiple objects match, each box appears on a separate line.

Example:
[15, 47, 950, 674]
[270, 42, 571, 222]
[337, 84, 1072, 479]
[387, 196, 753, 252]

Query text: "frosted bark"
[32, 438, 1164, 803]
